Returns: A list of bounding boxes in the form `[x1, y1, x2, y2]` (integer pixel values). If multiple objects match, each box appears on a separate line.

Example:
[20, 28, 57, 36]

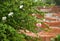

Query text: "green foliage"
[0, 0, 44, 32]
[45, 0, 55, 5]
[55, 35, 60, 41]
[0, 23, 39, 41]
[0, 0, 47, 41]
[54, 0, 60, 5]
[51, 35, 60, 41]
[25, 37, 40, 41]
[57, 35, 60, 41]
[0, 23, 26, 41]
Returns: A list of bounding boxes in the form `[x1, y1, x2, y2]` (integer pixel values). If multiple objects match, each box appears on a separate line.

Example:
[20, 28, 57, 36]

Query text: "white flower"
[43, 19, 46, 21]
[50, 38, 55, 41]
[43, 6, 45, 8]
[32, 13, 35, 16]
[25, 30, 30, 32]
[8, 12, 14, 16]
[19, 5, 23, 9]
[34, 0, 38, 2]
[2, 16, 7, 21]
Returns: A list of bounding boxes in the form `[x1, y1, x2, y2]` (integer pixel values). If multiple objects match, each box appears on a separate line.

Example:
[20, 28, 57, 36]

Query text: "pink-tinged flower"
[36, 23, 42, 27]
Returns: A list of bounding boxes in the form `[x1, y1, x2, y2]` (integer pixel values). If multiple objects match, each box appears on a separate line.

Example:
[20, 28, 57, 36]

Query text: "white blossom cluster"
[2, 5, 24, 21]
[2, 12, 14, 21]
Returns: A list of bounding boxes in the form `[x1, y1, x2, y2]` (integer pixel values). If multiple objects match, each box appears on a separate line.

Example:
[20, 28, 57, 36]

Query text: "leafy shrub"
[51, 35, 60, 41]
[54, 0, 60, 5]
[0, 23, 26, 41]
[46, 0, 55, 4]
[55, 35, 60, 41]
[0, 0, 44, 32]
